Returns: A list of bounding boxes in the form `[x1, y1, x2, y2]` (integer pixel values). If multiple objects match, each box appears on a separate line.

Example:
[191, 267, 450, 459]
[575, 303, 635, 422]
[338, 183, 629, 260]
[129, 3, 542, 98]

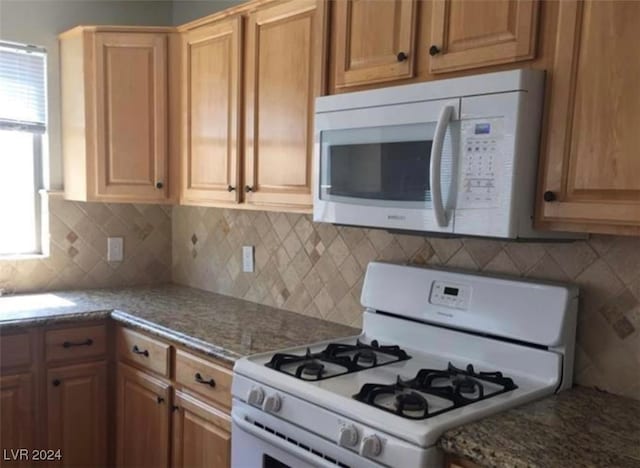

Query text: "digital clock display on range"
[443, 287, 459, 297]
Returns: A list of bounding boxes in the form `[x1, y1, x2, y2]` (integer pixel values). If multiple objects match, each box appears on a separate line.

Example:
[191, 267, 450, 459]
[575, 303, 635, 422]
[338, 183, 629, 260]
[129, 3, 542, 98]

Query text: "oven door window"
[319, 122, 457, 208]
[263, 454, 291, 468]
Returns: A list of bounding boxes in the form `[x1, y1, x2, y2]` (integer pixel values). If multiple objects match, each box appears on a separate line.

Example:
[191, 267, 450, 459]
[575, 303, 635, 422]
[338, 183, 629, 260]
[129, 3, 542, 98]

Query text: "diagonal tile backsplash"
[172, 206, 640, 400]
[0, 193, 172, 293]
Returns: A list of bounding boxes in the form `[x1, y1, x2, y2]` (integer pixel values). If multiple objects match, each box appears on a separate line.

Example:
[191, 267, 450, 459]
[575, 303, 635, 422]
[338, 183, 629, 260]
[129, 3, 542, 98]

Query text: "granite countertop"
[0, 284, 358, 363]
[439, 386, 640, 468]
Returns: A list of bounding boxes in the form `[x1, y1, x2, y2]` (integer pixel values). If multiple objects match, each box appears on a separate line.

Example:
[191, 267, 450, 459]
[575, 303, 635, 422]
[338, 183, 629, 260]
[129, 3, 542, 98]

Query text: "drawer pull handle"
[157, 396, 164, 404]
[52, 379, 61, 387]
[194, 372, 216, 388]
[62, 338, 93, 348]
[132, 345, 149, 357]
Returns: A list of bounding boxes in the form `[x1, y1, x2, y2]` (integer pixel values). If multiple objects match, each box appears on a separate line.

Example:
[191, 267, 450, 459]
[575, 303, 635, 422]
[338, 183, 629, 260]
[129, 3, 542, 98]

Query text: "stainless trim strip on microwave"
[313, 69, 578, 240]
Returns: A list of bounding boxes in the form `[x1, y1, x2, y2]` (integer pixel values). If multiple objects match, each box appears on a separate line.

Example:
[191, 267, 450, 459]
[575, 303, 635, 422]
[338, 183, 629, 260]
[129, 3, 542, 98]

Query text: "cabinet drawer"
[0, 332, 31, 369]
[175, 349, 232, 409]
[117, 327, 171, 377]
[45, 324, 107, 363]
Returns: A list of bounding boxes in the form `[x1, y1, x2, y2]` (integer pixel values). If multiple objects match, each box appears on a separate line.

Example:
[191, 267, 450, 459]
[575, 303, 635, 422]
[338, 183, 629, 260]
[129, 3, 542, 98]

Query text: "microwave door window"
[328, 141, 432, 201]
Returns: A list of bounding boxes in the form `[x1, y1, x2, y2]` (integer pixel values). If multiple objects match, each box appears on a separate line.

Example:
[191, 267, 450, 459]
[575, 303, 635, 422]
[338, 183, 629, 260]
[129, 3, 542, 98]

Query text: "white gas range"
[232, 262, 578, 468]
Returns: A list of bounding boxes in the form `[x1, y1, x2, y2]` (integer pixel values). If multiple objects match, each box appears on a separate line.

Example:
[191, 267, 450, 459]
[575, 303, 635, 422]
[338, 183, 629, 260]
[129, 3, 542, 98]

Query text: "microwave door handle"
[429, 105, 455, 227]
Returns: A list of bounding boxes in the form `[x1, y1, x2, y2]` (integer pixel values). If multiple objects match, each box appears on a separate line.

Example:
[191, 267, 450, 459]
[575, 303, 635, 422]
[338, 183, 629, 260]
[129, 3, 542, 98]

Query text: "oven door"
[231, 400, 382, 468]
[314, 98, 460, 233]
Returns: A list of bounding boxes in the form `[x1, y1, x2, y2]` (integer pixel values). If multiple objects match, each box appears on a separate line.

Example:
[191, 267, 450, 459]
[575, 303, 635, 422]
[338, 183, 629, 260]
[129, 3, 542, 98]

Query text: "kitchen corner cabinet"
[244, 0, 327, 210]
[60, 26, 175, 204]
[47, 361, 108, 467]
[115, 325, 233, 467]
[181, 17, 242, 206]
[116, 363, 171, 468]
[537, 0, 640, 235]
[333, 0, 418, 88]
[429, 0, 539, 73]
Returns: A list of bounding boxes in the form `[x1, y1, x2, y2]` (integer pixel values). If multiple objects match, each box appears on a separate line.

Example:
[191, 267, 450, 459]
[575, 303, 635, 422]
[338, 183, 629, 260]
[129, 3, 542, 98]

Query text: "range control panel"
[429, 281, 470, 310]
[459, 118, 504, 209]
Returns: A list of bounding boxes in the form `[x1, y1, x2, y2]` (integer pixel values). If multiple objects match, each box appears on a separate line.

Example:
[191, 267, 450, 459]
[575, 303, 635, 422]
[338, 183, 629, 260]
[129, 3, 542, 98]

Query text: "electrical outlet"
[242, 245, 254, 273]
[107, 237, 124, 262]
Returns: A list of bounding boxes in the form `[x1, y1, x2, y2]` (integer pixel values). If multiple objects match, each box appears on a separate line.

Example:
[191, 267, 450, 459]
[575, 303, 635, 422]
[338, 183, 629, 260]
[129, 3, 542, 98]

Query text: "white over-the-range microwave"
[313, 69, 575, 239]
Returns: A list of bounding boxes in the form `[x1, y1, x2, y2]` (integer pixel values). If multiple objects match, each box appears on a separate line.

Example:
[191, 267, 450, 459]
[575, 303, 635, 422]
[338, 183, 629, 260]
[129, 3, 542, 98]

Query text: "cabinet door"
[182, 18, 242, 205]
[0, 373, 34, 467]
[116, 363, 171, 468]
[244, 0, 327, 210]
[47, 361, 107, 467]
[172, 390, 231, 468]
[93, 32, 168, 201]
[538, 0, 640, 234]
[333, 0, 417, 88]
[429, 0, 539, 73]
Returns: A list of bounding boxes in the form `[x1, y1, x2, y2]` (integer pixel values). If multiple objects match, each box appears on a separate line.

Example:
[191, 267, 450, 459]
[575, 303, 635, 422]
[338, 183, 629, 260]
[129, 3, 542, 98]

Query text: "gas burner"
[265, 339, 411, 381]
[353, 362, 518, 420]
[296, 361, 325, 380]
[353, 349, 377, 366]
[395, 392, 428, 415]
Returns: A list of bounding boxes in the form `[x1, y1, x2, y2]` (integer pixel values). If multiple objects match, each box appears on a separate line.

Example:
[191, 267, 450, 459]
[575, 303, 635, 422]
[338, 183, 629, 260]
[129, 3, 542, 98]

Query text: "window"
[0, 41, 46, 255]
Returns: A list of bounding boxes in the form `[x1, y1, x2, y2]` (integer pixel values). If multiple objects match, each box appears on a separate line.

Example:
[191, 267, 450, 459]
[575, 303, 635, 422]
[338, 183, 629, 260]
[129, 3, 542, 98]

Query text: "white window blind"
[0, 42, 47, 133]
[0, 41, 46, 256]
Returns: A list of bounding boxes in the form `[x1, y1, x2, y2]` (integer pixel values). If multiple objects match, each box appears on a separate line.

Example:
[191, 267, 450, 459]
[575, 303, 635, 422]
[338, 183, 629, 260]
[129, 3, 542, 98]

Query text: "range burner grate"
[353, 362, 518, 419]
[265, 339, 411, 381]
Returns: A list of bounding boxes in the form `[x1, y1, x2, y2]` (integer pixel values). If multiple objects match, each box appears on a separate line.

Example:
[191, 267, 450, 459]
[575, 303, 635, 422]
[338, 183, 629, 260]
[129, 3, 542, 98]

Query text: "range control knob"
[247, 386, 265, 407]
[262, 394, 282, 413]
[360, 434, 382, 458]
[337, 424, 359, 448]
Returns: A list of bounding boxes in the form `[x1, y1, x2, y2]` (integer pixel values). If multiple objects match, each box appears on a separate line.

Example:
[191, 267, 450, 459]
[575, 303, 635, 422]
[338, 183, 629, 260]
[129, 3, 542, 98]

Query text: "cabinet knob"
[157, 396, 164, 404]
[172, 405, 180, 412]
[396, 51, 408, 62]
[227, 185, 236, 192]
[52, 379, 61, 387]
[429, 45, 441, 56]
[245, 185, 254, 193]
[155, 181, 163, 189]
[543, 191, 556, 202]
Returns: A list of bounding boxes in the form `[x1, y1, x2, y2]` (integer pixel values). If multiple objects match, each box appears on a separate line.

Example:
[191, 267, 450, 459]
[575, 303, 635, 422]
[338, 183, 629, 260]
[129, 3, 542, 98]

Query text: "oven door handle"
[429, 104, 455, 228]
[232, 412, 337, 468]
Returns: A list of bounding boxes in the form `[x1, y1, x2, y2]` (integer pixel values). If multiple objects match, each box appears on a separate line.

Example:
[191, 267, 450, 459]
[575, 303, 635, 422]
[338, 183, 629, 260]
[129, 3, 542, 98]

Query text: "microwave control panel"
[459, 118, 504, 208]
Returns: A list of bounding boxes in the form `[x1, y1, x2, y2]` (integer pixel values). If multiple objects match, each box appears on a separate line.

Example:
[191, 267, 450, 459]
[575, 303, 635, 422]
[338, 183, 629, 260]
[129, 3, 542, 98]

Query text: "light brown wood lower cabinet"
[0, 372, 35, 467]
[47, 361, 108, 467]
[116, 363, 171, 468]
[172, 390, 231, 468]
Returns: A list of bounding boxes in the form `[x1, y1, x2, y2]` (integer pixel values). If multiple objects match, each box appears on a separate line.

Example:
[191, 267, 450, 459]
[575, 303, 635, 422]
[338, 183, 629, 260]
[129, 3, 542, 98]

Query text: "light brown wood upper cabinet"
[333, 0, 418, 88]
[181, 18, 242, 206]
[47, 361, 108, 467]
[537, 0, 640, 235]
[60, 27, 174, 204]
[244, 0, 327, 210]
[429, 0, 539, 73]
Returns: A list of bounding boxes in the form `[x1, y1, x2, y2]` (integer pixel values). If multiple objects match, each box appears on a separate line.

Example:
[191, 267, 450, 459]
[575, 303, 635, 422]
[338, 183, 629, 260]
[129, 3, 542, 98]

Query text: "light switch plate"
[242, 245, 254, 273]
[107, 237, 124, 262]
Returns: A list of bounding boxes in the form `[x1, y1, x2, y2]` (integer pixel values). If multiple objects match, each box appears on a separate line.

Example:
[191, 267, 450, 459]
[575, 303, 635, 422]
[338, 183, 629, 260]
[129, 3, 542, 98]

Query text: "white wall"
[172, 0, 245, 26]
[0, 0, 172, 189]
